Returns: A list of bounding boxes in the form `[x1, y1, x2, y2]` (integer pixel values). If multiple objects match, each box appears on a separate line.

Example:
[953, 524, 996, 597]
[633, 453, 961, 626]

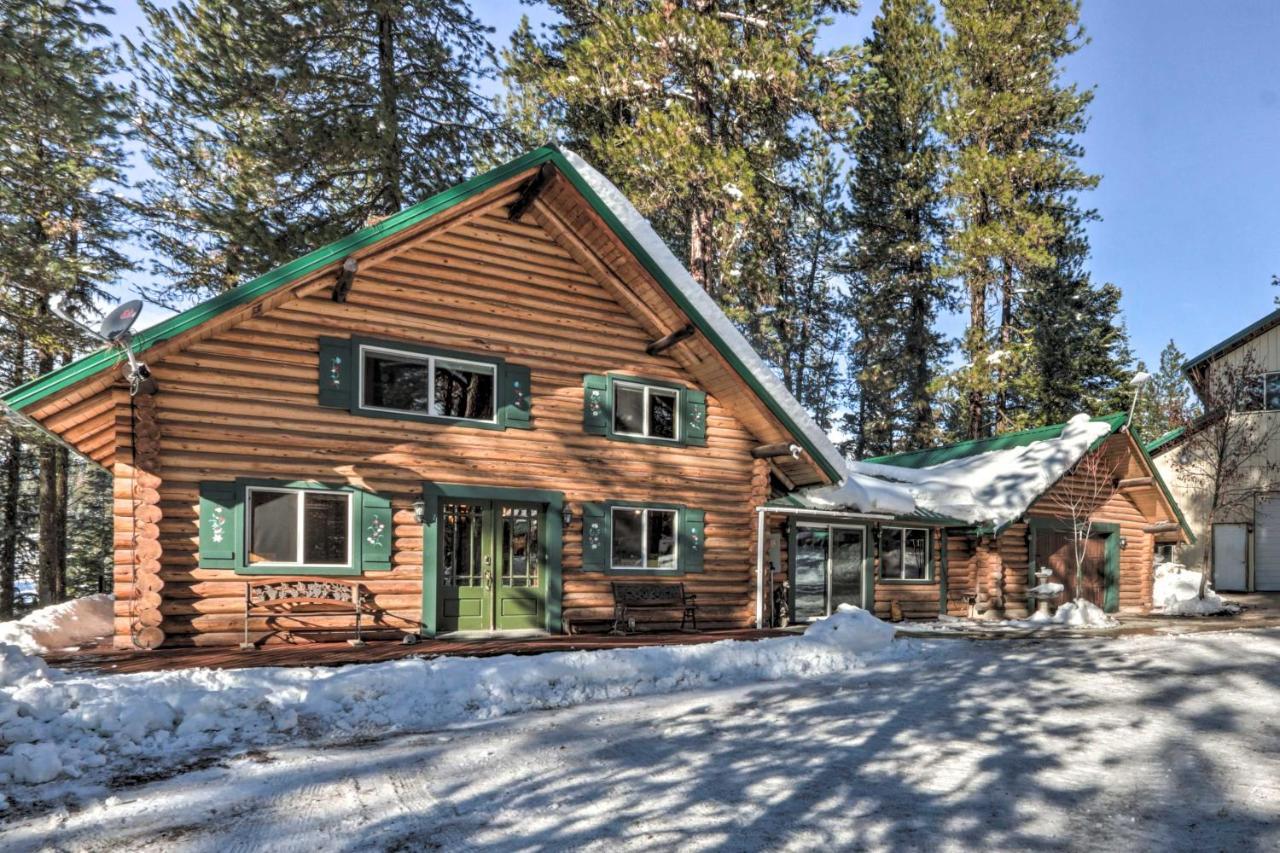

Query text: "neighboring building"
[0, 147, 916, 649]
[769, 414, 1191, 620]
[1151, 309, 1280, 592]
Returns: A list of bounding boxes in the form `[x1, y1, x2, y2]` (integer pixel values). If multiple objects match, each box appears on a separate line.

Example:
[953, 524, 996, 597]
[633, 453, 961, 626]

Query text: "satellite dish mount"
[51, 296, 157, 397]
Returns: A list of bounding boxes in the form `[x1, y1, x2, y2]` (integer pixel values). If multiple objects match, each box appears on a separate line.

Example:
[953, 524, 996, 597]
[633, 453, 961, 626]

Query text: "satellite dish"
[99, 299, 144, 342]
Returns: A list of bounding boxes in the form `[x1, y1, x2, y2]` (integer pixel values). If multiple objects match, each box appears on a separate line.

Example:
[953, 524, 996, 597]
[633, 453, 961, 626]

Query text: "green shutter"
[581, 502, 608, 571]
[583, 374, 610, 435]
[683, 389, 707, 446]
[680, 508, 705, 573]
[360, 491, 393, 571]
[198, 482, 238, 569]
[500, 363, 533, 429]
[318, 337, 352, 408]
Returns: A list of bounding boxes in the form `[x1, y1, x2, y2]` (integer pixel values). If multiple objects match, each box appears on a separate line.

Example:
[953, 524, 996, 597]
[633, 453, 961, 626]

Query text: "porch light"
[561, 503, 575, 528]
[413, 499, 426, 524]
[1119, 536, 1128, 550]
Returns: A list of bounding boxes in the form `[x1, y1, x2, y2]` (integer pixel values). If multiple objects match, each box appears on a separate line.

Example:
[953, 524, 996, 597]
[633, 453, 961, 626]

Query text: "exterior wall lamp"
[413, 500, 426, 524]
[561, 503, 574, 528]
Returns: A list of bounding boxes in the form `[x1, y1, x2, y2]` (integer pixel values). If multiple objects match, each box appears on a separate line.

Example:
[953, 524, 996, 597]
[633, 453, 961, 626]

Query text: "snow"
[0, 607, 903, 806]
[1154, 563, 1239, 616]
[909, 599, 1118, 633]
[559, 148, 915, 517]
[846, 413, 1115, 529]
[0, 594, 113, 657]
[4, 629, 1278, 851]
[1038, 599, 1117, 627]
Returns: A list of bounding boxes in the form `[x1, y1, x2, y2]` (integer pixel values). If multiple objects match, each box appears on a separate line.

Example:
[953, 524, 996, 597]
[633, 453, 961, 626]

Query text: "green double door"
[438, 500, 546, 632]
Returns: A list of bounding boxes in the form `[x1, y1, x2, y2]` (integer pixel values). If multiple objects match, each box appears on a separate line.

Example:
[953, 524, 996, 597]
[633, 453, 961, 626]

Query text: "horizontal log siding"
[1023, 434, 1158, 612]
[138, 207, 766, 646]
[944, 532, 976, 617]
[872, 529, 945, 620]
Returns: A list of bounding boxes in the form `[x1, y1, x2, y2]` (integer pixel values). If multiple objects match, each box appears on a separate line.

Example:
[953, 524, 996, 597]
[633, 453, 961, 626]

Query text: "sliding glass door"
[793, 523, 867, 621]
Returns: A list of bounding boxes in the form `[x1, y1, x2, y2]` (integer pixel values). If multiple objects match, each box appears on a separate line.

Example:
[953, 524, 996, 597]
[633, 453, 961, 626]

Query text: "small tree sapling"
[1046, 446, 1121, 602]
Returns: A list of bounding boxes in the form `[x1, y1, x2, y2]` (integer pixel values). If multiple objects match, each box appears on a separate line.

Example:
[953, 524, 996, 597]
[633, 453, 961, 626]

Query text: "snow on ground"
[0, 605, 912, 805]
[2, 628, 1278, 852]
[908, 599, 1118, 634]
[1154, 563, 1240, 616]
[0, 595, 113, 655]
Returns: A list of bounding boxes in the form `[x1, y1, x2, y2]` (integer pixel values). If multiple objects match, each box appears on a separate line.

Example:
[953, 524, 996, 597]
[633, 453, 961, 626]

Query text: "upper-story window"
[1239, 373, 1280, 412]
[360, 344, 496, 423]
[613, 381, 679, 441]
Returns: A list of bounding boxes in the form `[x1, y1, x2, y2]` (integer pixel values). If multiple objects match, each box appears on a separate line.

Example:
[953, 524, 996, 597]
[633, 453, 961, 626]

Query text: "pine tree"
[843, 0, 949, 457]
[1131, 339, 1198, 443]
[0, 0, 132, 608]
[502, 1, 859, 325]
[940, 0, 1098, 438]
[131, 0, 504, 303]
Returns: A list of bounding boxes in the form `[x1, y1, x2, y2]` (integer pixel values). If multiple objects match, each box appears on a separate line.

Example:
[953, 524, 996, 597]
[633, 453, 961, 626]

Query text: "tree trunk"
[36, 441, 58, 606]
[905, 260, 934, 446]
[0, 334, 25, 619]
[996, 261, 1014, 426]
[967, 284, 986, 440]
[375, 7, 405, 215]
[54, 445, 68, 600]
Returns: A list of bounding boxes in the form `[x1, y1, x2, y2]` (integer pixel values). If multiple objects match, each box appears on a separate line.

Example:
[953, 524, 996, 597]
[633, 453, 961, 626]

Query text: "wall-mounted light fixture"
[1119, 536, 1128, 550]
[413, 500, 426, 524]
[561, 503, 574, 528]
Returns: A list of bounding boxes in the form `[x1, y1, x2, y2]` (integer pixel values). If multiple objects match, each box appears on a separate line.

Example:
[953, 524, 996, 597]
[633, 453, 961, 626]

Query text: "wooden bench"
[611, 581, 698, 634]
[242, 579, 369, 649]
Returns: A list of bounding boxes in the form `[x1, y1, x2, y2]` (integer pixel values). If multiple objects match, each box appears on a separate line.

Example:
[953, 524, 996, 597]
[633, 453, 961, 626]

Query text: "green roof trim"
[1145, 426, 1186, 454]
[1183, 306, 1280, 376]
[867, 413, 1129, 470]
[1, 145, 842, 483]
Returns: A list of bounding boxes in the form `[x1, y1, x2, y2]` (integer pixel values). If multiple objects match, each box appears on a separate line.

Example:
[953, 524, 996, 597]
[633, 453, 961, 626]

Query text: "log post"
[112, 387, 166, 650]
[975, 536, 1005, 616]
[748, 458, 771, 629]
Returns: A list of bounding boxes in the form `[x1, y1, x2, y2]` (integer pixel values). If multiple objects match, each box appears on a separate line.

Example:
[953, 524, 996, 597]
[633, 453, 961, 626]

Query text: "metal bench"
[611, 581, 698, 634]
[242, 579, 368, 649]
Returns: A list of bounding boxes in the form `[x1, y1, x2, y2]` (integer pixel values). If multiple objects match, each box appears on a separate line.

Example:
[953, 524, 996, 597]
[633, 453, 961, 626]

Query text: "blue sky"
[107, 0, 1280, 370]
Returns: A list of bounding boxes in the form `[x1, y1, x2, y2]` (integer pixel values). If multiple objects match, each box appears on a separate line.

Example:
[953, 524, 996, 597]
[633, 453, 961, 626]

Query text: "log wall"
[126, 204, 773, 646]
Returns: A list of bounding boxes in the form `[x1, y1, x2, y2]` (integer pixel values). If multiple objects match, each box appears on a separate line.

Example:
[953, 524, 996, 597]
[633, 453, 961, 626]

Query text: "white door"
[1256, 495, 1280, 591]
[1213, 523, 1248, 592]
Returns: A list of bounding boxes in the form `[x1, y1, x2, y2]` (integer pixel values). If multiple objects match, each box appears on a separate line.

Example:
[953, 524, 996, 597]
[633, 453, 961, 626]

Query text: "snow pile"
[908, 599, 1118, 633]
[1029, 599, 1117, 628]
[846, 413, 1114, 529]
[1153, 563, 1239, 616]
[1028, 582, 1065, 597]
[0, 594, 113, 656]
[0, 607, 915, 804]
[560, 148, 915, 517]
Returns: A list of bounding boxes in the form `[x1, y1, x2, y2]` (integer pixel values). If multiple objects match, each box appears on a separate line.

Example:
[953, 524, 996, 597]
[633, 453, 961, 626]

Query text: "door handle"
[484, 569, 494, 590]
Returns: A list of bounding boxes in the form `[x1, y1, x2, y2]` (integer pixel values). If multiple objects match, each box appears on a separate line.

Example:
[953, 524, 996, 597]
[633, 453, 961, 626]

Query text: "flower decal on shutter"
[209, 506, 227, 544]
[329, 355, 344, 388]
[587, 388, 603, 418]
[365, 514, 387, 548]
[586, 518, 603, 552]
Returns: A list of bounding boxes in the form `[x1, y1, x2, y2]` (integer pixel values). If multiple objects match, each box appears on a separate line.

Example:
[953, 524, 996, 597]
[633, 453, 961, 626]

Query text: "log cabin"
[764, 413, 1193, 621]
[0, 146, 919, 649]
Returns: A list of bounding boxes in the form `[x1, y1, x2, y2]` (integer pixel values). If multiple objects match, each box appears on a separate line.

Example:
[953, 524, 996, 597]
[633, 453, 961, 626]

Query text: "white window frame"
[612, 380, 680, 441]
[358, 344, 498, 424]
[878, 526, 931, 582]
[244, 486, 354, 569]
[609, 506, 680, 572]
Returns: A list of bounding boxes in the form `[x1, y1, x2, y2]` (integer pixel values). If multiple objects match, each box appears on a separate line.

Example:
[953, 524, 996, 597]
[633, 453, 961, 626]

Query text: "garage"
[1255, 495, 1280, 591]
[1212, 523, 1248, 592]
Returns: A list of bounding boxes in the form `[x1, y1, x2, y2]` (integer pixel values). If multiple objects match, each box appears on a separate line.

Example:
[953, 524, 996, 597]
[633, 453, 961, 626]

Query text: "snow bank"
[0, 608, 909, 805]
[909, 599, 1118, 633]
[559, 148, 915, 517]
[1153, 563, 1239, 616]
[847, 413, 1114, 529]
[0, 594, 113, 656]
[1030, 600, 1117, 628]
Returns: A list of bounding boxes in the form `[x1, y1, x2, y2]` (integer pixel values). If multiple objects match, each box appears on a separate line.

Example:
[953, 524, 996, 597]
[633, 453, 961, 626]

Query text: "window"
[1238, 372, 1280, 412]
[245, 487, 352, 568]
[360, 344, 495, 423]
[613, 381, 679, 440]
[610, 506, 678, 571]
[1155, 543, 1176, 564]
[879, 527, 929, 581]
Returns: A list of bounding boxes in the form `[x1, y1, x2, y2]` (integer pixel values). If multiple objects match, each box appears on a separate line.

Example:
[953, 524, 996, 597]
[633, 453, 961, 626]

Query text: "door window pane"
[614, 385, 645, 435]
[647, 509, 677, 569]
[794, 527, 828, 620]
[443, 502, 484, 587]
[502, 507, 539, 587]
[648, 390, 677, 439]
[303, 493, 349, 565]
[363, 351, 430, 413]
[248, 490, 298, 564]
[611, 508, 644, 568]
[830, 529, 864, 608]
[435, 359, 495, 420]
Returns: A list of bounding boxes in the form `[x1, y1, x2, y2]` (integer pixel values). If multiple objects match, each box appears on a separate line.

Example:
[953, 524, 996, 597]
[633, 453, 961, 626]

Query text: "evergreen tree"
[747, 144, 849, 431]
[940, 0, 1098, 438]
[843, 0, 948, 457]
[502, 1, 860, 325]
[1131, 339, 1198, 442]
[0, 0, 131, 609]
[131, 0, 504, 303]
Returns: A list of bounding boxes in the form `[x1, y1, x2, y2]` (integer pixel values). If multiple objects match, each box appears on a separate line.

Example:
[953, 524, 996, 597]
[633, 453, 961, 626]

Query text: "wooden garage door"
[1035, 529, 1108, 606]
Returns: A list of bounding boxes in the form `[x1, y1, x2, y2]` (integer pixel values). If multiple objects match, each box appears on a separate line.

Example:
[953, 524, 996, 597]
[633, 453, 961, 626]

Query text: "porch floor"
[40, 628, 796, 675]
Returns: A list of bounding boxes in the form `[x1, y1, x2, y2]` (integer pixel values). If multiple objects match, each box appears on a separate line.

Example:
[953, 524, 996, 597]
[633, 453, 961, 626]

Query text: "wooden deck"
[41, 628, 795, 675]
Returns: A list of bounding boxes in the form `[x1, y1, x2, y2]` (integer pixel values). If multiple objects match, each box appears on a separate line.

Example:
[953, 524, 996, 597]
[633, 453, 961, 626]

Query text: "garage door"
[1254, 495, 1280, 591]
[1213, 524, 1248, 592]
